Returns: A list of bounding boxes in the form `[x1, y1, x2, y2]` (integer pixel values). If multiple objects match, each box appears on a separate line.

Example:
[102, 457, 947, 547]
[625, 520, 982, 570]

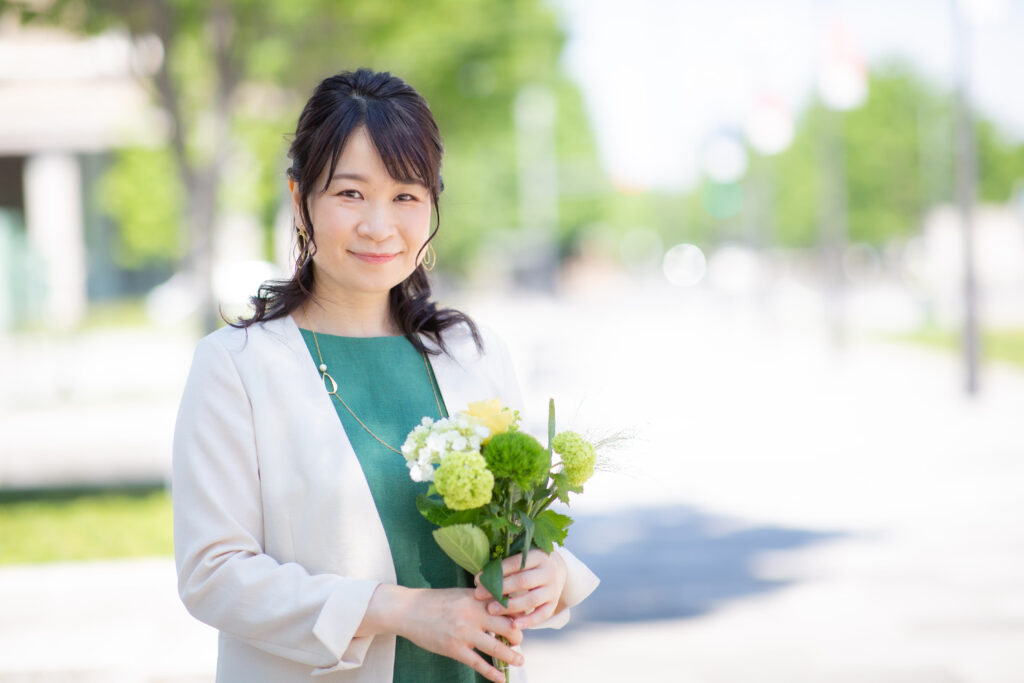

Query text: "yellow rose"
[461, 398, 517, 443]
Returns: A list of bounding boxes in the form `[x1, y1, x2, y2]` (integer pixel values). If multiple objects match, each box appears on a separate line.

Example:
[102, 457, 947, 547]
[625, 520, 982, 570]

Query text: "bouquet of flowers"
[401, 397, 597, 680]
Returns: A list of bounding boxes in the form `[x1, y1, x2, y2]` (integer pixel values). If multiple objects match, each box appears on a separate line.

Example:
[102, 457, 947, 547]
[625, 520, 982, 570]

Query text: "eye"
[396, 193, 418, 202]
[337, 189, 362, 199]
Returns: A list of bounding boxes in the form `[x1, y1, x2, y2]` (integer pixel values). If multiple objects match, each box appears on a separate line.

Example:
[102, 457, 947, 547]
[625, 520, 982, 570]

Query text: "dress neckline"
[297, 327, 408, 341]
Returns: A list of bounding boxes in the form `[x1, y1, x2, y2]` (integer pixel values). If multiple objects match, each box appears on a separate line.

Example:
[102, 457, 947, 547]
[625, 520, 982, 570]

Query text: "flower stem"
[533, 492, 557, 516]
[495, 635, 511, 683]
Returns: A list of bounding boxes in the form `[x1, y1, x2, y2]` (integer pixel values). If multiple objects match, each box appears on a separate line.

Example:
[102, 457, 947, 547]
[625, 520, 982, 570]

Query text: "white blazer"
[172, 314, 599, 682]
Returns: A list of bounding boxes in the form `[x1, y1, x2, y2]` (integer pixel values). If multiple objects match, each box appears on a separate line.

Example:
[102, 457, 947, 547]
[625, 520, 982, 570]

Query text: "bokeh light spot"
[701, 182, 744, 219]
[662, 243, 707, 287]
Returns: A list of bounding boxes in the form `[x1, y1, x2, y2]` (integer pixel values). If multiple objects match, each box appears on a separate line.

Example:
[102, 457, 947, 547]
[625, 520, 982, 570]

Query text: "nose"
[357, 200, 396, 241]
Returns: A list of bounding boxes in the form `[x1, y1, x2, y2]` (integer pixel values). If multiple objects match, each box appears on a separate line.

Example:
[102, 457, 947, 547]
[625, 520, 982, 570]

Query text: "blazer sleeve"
[172, 335, 380, 674]
[485, 327, 600, 630]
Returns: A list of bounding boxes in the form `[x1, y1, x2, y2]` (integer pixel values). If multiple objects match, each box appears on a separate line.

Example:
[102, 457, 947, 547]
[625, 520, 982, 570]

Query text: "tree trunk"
[148, 0, 239, 334]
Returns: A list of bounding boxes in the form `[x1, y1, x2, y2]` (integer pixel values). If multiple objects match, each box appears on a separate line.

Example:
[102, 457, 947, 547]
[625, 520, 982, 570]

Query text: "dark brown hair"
[231, 68, 481, 356]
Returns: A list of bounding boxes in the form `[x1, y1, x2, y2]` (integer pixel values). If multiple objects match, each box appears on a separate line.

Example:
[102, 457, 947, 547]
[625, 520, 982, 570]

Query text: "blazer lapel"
[270, 314, 398, 584]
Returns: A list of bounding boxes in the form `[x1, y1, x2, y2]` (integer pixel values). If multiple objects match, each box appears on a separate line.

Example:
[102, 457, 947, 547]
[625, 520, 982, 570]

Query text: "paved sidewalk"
[2, 285, 1023, 681]
[0, 559, 214, 683]
[0, 328, 194, 488]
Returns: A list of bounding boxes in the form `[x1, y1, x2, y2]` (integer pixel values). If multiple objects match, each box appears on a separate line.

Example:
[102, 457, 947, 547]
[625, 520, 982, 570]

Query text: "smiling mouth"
[351, 251, 398, 263]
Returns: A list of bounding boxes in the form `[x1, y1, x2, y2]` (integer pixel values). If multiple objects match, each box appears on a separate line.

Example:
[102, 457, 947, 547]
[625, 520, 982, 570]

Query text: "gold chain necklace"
[303, 311, 444, 455]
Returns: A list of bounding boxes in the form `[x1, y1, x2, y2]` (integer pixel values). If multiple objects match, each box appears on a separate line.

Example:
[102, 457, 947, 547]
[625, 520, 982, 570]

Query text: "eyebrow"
[331, 172, 425, 186]
[331, 172, 369, 182]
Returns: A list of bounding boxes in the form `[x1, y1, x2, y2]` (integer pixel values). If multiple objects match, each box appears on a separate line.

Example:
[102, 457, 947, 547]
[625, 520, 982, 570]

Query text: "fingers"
[472, 628, 524, 664]
[473, 575, 490, 601]
[501, 551, 543, 575]
[501, 565, 546, 595]
[483, 590, 552, 622]
[458, 623, 524, 683]
[494, 588, 547, 616]
[474, 558, 548, 600]
[486, 615, 523, 645]
[400, 587, 528, 681]
[459, 647, 510, 683]
[473, 553, 542, 598]
[511, 601, 556, 629]
[476, 550, 569, 628]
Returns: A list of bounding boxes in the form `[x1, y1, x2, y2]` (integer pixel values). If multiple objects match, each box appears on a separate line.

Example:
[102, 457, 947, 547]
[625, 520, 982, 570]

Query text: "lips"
[351, 251, 398, 264]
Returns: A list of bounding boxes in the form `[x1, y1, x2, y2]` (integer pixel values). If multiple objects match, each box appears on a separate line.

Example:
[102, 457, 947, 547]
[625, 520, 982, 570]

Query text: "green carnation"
[434, 451, 495, 510]
[482, 431, 551, 489]
[552, 431, 596, 488]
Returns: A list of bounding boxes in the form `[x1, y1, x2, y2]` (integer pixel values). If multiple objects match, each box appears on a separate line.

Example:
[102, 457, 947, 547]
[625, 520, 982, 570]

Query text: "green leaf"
[485, 517, 511, 533]
[508, 533, 525, 556]
[416, 494, 450, 525]
[417, 494, 480, 527]
[481, 556, 507, 606]
[551, 471, 571, 504]
[478, 517, 509, 547]
[547, 399, 556, 456]
[432, 524, 490, 575]
[519, 515, 535, 569]
[532, 510, 573, 553]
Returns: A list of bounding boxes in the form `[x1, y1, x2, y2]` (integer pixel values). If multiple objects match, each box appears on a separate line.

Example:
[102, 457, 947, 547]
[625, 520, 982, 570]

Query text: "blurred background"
[1, 0, 1023, 680]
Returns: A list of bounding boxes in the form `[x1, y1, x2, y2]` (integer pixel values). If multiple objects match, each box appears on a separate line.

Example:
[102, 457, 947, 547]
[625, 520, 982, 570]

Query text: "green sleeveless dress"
[299, 329, 487, 683]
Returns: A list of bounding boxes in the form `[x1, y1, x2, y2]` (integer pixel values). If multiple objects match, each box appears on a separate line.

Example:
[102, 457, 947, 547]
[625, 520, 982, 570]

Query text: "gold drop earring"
[422, 243, 437, 271]
[296, 222, 313, 266]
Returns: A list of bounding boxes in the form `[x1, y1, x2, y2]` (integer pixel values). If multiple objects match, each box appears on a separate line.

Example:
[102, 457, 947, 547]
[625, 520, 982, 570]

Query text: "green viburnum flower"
[433, 451, 495, 510]
[482, 431, 551, 489]
[552, 431, 596, 487]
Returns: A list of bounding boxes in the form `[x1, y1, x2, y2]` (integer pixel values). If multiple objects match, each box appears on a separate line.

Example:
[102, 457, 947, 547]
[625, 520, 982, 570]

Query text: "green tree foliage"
[751, 62, 1024, 248]
[97, 146, 184, 268]
[976, 119, 1024, 202]
[604, 62, 1024, 255]
[13, 0, 606, 280]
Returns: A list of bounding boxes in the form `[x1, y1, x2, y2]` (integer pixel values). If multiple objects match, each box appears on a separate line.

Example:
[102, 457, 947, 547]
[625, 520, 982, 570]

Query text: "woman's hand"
[474, 550, 568, 629]
[361, 584, 523, 683]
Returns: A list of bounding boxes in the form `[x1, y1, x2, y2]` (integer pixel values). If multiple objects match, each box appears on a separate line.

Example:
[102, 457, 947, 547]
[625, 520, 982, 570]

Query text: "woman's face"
[293, 125, 433, 301]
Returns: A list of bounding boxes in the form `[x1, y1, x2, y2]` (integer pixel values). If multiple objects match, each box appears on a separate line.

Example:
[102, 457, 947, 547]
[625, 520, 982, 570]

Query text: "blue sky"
[551, 0, 1024, 191]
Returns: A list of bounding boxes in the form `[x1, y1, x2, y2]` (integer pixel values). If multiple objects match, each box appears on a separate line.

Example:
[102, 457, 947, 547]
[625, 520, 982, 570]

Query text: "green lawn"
[889, 327, 1024, 368]
[79, 297, 151, 329]
[0, 485, 173, 565]
[13, 298, 152, 334]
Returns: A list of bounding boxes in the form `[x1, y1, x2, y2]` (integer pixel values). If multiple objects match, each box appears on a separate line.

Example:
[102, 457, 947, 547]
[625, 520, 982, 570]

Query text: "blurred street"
[3, 1, 1024, 680]
[2, 281, 1023, 682]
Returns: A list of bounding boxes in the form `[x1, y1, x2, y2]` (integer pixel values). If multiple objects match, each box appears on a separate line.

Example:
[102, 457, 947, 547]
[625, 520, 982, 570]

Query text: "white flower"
[401, 410, 487, 480]
[409, 463, 434, 482]
[426, 432, 445, 453]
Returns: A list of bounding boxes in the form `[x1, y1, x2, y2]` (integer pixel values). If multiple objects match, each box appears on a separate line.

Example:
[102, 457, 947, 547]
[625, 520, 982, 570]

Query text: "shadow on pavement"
[538, 505, 846, 636]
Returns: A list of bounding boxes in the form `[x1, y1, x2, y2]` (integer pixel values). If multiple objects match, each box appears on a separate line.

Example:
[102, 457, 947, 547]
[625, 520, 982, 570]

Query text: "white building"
[909, 203, 1024, 328]
[0, 24, 164, 331]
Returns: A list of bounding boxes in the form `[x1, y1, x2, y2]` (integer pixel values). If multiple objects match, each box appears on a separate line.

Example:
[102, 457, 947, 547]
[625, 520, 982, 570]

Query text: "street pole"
[820, 107, 848, 348]
[952, 0, 981, 395]
[816, 9, 865, 349]
[514, 85, 559, 291]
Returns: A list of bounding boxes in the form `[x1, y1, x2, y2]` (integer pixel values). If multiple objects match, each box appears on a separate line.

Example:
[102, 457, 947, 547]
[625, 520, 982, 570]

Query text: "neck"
[295, 290, 400, 338]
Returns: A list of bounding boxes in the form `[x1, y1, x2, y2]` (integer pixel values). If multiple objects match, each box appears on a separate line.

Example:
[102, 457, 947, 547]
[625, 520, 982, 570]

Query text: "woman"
[172, 68, 599, 683]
